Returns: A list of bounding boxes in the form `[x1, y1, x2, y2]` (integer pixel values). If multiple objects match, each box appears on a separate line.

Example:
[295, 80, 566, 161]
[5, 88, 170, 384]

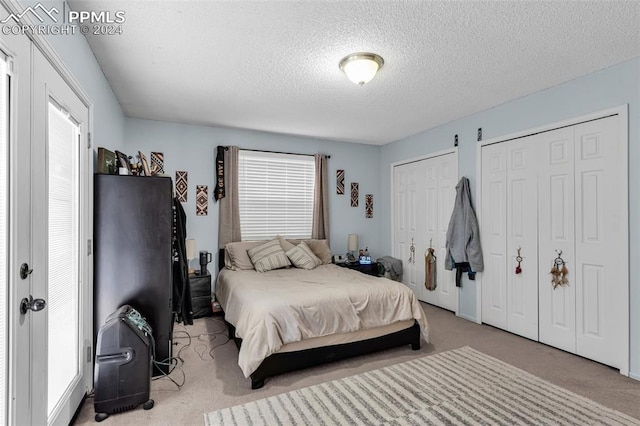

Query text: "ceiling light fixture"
[339, 52, 384, 86]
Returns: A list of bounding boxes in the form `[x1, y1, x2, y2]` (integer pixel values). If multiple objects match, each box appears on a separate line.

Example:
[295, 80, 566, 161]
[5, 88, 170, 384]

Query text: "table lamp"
[347, 234, 358, 263]
[186, 239, 196, 274]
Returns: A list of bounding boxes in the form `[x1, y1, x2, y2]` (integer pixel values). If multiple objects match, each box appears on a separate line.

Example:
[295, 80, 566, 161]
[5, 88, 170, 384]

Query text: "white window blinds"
[238, 150, 315, 240]
[47, 100, 80, 416]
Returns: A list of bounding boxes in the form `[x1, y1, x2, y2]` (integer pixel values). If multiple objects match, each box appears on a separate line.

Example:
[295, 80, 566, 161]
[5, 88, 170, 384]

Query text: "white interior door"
[393, 151, 458, 310]
[505, 138, 538, 340]
[2, 15, 92, 423]
[538, 127, 577, 353]
[394, 163, 422, 300]
[480, 142, 508, 329]
[31, 46, 92, 426]
[573, 117, 627, 369]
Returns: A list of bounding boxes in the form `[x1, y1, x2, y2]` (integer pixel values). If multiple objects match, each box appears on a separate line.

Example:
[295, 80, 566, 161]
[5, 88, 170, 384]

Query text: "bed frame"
[217, 249, 421, 389]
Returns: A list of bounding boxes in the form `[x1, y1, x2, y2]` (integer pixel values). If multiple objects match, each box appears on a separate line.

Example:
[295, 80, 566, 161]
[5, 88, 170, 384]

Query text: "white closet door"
[393, 151, 458, 309]
[573, 117, 626, 369]
[505, 138, 539, 340]
[394, 164, 422, 300]
[538, 127, 577, 353]
[481, 143, 508, 329]
[420, 156, 457, 311]
[435, 155, 458, 311]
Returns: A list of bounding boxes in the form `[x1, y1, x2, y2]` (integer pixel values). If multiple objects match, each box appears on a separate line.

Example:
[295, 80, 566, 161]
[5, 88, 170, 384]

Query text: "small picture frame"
[115, 150, 131, 175]
[97, 147, 116, 174]
[139, 151, 151, 176]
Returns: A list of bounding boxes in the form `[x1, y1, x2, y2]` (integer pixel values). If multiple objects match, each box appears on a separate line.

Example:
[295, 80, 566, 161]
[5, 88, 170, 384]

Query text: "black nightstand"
[335, 261, 381, 277]
[189, 270, 214, 318]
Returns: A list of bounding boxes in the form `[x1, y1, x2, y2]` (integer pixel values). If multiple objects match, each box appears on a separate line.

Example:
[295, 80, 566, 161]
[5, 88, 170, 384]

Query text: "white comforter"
[216, 264, 430, 377]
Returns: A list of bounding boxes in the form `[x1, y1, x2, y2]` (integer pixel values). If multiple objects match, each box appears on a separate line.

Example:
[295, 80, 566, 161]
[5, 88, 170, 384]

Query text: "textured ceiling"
[67, 0, 640, 145]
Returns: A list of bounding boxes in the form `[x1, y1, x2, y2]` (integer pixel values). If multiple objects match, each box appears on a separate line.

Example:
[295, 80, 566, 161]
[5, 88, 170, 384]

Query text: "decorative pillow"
[278, 236, 296, 252]
[286, 241, 322, 270]
[247, 239, 291, 272]
[304, 239, 332, 264]
[225, 241, 265, 270]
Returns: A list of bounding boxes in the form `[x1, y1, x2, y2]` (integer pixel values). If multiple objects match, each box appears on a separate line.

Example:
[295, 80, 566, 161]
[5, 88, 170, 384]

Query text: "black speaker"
[93, 305, 154, 422]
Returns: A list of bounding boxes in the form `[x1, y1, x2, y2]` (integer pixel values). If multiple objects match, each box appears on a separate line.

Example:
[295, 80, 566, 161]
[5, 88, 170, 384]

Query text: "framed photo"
[115, 150, 131, 175]
[139, 151, 151, 176]
[97, 147, 116, 174]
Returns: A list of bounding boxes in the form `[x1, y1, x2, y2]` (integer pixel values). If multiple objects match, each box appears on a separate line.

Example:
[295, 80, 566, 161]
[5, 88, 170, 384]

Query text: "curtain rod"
[240, 148, 330, 159]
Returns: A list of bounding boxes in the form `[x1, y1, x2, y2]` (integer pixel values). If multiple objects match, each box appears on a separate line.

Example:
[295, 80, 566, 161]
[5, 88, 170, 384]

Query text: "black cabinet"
[189, 271, 213, 318]
[94, 174, 174, 376]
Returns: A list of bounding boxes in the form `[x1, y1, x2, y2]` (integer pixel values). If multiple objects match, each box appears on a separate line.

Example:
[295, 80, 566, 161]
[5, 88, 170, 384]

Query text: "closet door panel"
[574, 117, 624, 368]
[538, 129, 576, 353]
[481, 143, 507, 329]
[436, 157, 458, 311]
[506, 142, 538, 340]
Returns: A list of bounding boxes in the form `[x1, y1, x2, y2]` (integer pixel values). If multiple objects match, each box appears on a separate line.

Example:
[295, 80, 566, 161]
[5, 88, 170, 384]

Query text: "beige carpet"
[73, 303, 640, 425]
[205, 346, 639, 425]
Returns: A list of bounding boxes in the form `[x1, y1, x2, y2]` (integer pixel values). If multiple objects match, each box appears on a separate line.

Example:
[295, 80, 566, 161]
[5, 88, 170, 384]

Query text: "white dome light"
[339, 53, 384, 86]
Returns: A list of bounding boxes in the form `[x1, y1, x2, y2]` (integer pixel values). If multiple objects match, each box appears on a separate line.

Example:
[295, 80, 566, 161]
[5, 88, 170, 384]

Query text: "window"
[238, 150, 315, 240]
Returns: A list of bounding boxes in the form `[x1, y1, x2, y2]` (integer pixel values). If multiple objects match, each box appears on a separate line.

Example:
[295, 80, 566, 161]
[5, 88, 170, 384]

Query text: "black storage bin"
[93, 305, 154, 421]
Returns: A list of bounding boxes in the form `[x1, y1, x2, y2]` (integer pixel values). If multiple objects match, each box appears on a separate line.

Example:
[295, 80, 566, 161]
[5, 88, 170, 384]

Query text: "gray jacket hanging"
[445, 177, 484, 276]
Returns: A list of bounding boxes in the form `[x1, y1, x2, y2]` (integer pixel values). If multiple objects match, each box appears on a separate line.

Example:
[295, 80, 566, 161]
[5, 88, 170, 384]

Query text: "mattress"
[216, 264, 429, 377]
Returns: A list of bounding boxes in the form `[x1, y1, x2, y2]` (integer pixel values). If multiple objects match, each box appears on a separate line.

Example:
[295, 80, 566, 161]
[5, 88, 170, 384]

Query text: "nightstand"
[189, 270, 214, 318]
[335, 261, 381, 277]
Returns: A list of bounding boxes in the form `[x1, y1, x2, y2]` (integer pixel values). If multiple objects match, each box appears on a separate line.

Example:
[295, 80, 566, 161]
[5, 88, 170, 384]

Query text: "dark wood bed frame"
[217, 249, 421, 389]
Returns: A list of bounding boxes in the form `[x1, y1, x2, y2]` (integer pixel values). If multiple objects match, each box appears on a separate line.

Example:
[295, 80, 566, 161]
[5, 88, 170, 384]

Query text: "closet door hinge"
[86, 346, 92, 363]
[87, 239, 92, 256]
[87, 132, 92, 149]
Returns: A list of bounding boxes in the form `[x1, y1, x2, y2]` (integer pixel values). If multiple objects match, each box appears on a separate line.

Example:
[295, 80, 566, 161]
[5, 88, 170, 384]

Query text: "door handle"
[20, 295, 46, 315]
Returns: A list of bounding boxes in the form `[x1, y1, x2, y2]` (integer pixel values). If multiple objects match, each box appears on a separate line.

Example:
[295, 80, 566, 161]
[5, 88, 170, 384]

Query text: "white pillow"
[247, 239, 291, 272]
[286, 241, 322, 270]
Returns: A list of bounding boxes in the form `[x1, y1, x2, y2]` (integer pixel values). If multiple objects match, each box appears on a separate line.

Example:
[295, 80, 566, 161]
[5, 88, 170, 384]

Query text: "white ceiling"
[67, 0, 640, 145]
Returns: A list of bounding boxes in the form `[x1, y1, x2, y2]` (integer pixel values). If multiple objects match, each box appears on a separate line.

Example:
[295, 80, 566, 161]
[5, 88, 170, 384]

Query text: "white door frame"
[1, 0, 94, 422]
[475, 104, 629, 375]
[390, 147, 459, 314]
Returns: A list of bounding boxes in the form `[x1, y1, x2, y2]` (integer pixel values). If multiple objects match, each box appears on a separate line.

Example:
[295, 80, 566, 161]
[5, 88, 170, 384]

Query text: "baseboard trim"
[456, 312, 479, 324]
[629, 371, 640, 381]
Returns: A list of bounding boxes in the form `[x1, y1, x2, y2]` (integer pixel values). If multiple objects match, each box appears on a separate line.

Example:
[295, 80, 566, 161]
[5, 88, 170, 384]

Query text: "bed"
[215, 240, 430, 389]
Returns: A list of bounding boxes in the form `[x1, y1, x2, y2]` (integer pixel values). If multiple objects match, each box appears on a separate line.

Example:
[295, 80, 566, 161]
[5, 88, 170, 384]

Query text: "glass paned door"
[47, 101, 80, 417]
[0, 51, 9, 426]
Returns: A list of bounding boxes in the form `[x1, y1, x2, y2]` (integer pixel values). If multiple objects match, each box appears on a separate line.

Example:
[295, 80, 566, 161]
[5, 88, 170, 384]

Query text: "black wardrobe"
[94, 174, 192, 376]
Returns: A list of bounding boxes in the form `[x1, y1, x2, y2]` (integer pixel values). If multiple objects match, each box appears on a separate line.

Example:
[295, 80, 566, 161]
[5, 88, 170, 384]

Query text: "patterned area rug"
[205, 346, 639, 425]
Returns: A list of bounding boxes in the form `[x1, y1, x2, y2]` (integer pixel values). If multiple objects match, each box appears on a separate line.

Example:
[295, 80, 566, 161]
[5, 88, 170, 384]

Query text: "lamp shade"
[186, 239, 196, 261]
[339, 53, 384, 85]
[348, 234, 358, 252]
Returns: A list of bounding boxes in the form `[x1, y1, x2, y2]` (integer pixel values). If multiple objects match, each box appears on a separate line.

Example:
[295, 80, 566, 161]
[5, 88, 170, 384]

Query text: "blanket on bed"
[216, 264, 430, 377]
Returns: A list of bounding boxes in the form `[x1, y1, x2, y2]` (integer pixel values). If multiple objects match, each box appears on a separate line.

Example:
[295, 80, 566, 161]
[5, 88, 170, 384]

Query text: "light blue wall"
[379, 58, 640, 377]
[19, 0, 126, 152]
[124, 118, 382, 272]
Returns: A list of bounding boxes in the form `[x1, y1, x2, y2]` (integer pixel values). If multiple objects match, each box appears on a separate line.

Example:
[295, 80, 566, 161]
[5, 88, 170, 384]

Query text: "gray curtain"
[218, 146, 241, 248]
[312, 154, 329, 243]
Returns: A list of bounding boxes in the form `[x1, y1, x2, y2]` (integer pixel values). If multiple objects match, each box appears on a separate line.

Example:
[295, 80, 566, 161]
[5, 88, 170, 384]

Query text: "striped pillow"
[247, 239, 291, 272]
[286, 241, 322, 270]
